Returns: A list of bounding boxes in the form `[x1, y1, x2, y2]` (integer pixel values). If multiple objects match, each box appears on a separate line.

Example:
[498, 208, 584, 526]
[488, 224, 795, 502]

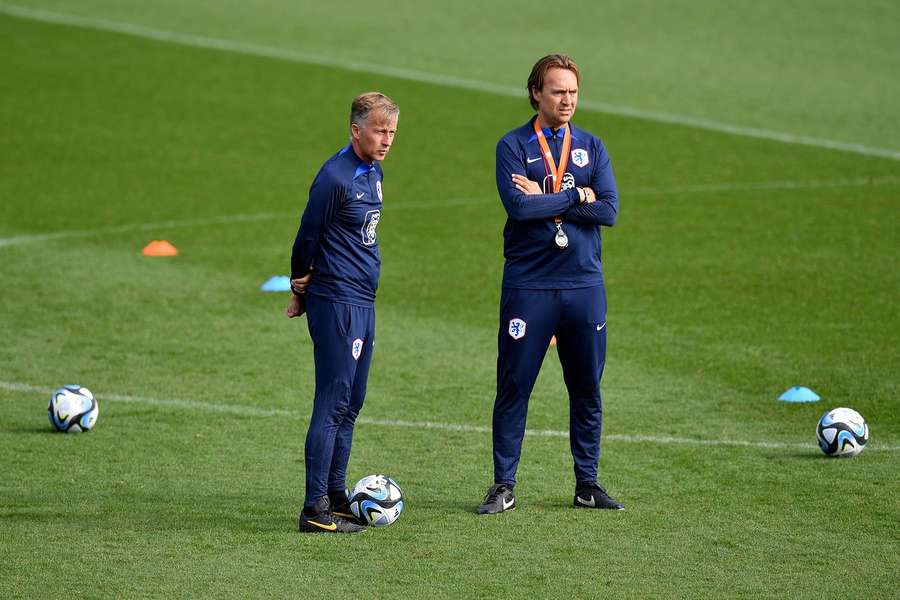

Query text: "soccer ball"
[349, 474, 404, 527]
[816, 407, 868, 457]
[48, 385, 99, 432]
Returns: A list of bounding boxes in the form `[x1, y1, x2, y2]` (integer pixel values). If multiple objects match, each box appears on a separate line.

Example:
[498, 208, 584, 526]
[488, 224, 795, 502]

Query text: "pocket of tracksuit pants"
[330, 302, 352, 338]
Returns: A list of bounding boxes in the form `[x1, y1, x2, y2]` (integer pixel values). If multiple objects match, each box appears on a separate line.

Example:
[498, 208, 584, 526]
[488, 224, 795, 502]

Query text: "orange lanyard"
[533, 119, 572, 193]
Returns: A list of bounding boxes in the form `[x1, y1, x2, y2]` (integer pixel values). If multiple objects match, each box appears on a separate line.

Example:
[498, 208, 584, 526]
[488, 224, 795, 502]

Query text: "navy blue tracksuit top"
[291, 144, 384, 307]
[496, 116, 618, 289]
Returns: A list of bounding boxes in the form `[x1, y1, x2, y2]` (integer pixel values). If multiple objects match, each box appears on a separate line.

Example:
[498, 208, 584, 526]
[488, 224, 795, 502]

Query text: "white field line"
[2, 3, 899, 162]
[3, 380, 898, 452]
[2, 176, 898, 249]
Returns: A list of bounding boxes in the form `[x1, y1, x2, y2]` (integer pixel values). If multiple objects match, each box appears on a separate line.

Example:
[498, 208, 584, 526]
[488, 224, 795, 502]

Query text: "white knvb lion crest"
[571, 148, 589, 168]
[351, 338, 364, 360]
[508, 318, 527, 340]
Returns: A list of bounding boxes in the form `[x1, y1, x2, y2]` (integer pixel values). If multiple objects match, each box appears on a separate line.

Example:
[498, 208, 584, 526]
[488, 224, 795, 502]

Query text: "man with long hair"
[478, 55, 623, 514]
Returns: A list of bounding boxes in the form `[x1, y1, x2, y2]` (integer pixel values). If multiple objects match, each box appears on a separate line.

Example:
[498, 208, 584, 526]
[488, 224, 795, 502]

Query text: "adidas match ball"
[48, 385, 98, 433]
[349, 474, 404, 527]
[816, 407, 868, 457]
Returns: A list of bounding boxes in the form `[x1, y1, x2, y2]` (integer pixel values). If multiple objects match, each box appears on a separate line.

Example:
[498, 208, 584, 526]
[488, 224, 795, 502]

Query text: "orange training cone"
[549, 335, 557, 347]
[142, 240, 178, 256]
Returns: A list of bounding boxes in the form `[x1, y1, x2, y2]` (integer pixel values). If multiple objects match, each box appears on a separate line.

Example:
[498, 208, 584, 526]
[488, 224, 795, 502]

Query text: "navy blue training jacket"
[496, 116, 618, 290]
[291, 144, 384, 307]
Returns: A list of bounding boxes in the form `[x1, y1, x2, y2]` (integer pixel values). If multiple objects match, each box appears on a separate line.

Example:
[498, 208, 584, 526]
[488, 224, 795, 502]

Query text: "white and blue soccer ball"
[48, 385, 98, 433]
[349, 474, 404, 527]
[816, 407, 868, 457]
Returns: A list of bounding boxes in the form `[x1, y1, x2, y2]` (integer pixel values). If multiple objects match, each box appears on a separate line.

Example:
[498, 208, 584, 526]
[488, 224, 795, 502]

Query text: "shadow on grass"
[439, 497, 578, 514]
[1, 425, 61, 435]
[8, 488, 302, 534]
[770, 451, 829, 460]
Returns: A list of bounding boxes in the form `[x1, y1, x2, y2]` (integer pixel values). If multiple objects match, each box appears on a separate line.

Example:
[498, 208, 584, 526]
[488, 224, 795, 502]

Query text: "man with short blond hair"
[478, 54, 623, 514]
[287, 91, 399, 533]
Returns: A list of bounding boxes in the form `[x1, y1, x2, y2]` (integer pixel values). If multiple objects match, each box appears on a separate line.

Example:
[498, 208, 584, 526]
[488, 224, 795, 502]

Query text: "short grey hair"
[350, 92, 400, 127]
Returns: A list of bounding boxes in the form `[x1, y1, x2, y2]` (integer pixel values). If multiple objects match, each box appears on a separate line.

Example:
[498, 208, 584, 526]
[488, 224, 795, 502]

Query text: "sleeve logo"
[571, 149, 589, 168]
[361, 210, 380, 246]
[508, 318, 527, 340]
[542, 172, 575, 193]
[376, 180, 383, 202]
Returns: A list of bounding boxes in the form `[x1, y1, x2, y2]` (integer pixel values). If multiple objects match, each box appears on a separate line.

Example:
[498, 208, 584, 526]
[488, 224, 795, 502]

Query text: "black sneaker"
[298, 496, 365, 533]
[476, 484, 516, 514]
[574, 482, 624, 510]
[331, 498, 366, 527]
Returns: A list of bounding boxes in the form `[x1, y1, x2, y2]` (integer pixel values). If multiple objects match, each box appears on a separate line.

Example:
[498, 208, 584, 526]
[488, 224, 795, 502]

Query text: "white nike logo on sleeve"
[356, 192, 365, 199]
[526, 157, 542, 163]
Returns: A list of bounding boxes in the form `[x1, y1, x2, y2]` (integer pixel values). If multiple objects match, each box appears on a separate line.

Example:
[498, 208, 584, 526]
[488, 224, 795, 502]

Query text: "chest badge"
[376, 180, 383, 202]
[571, 148, 589, 168]
[361, 210, 381, 246]
[541, 172, 576, 194]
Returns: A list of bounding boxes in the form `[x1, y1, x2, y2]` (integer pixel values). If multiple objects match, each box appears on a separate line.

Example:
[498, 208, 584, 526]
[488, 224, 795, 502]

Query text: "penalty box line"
[3, 380, 898, 452]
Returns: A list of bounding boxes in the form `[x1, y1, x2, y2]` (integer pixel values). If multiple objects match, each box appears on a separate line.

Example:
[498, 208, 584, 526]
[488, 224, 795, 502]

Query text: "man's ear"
[350, 123, 361, 141]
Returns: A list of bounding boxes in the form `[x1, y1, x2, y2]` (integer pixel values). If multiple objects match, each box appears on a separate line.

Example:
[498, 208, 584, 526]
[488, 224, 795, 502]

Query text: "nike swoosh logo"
[502, 498, 515, 510]
[576, 496, 596, 507]
[526, 157, 542, 163]
[307, 520, 337, 531]
[597, 323, 606, 331]
[356, 192, 365, 199]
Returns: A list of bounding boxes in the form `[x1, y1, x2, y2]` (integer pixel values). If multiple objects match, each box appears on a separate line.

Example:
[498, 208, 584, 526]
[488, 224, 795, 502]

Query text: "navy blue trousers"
[493, 285, 607, 487]
[303, 294, 375, 507]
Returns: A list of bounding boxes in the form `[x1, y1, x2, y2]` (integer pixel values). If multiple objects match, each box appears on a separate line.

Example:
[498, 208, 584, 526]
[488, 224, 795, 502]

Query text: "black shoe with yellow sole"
[298, 496, 366, 533]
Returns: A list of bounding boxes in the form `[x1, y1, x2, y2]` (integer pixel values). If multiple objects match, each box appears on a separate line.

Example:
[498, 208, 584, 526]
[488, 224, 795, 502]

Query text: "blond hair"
[350, 92, 399, 127]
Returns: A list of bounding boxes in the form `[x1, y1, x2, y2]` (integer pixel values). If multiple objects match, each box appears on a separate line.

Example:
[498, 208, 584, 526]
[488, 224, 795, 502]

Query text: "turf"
[6, 0, 900, 150]
[1, 6, 899, 600]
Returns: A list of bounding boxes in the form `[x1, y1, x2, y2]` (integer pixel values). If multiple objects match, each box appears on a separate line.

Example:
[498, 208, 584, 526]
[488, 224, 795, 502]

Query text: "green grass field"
[1, 2, 899, 598]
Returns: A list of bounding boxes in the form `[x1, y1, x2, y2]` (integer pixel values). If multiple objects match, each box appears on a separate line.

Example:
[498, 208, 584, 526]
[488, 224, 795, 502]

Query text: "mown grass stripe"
[4, 379, 897, 452]
[2, 3, 899, 161]
[2, 176, 898, 249]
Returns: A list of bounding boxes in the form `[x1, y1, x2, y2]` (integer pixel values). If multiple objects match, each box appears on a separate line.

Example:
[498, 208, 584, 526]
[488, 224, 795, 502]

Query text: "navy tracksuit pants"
[303, 294, 375, 507]
[493, 285, 607, 487]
